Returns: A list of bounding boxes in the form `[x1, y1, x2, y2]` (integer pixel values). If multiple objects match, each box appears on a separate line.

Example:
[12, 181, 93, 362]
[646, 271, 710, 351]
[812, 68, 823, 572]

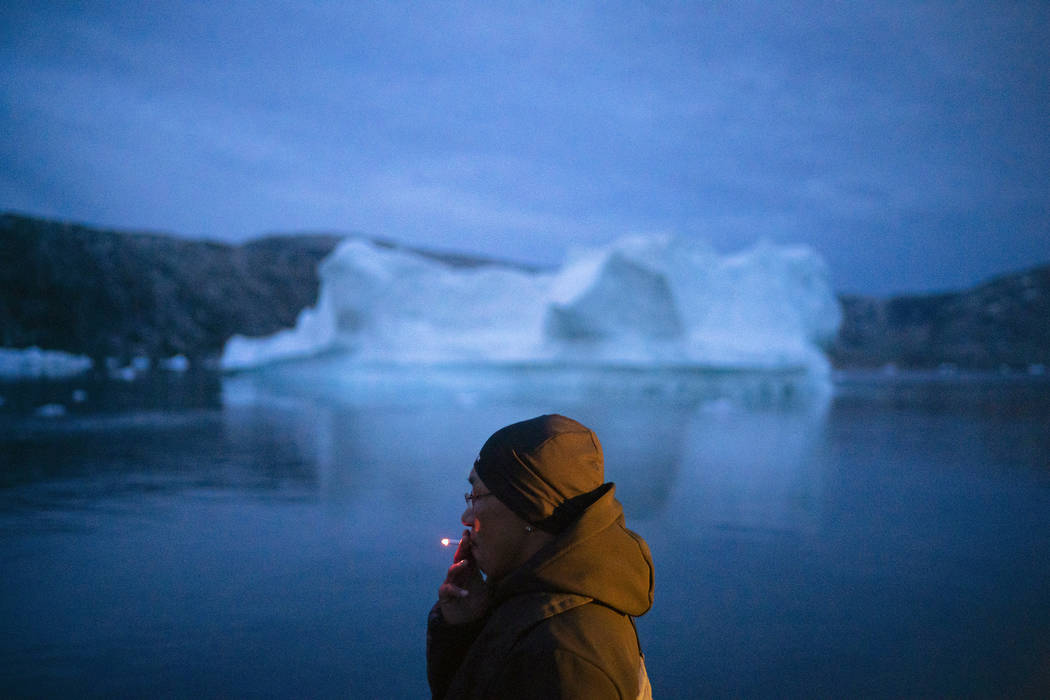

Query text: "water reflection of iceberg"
[223, 364, 829, 536]
[222, 359, 831, 409]
[660, 404, 828, 536]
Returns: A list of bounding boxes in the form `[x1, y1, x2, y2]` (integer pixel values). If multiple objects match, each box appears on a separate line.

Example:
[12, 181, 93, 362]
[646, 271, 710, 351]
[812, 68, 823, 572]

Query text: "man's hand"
[438, 529, 490, 625]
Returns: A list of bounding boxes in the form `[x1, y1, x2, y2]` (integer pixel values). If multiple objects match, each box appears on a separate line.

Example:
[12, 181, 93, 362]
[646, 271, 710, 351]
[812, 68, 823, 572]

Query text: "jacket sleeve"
[426, 602, 486, 700]
[495, 647, 622, 700]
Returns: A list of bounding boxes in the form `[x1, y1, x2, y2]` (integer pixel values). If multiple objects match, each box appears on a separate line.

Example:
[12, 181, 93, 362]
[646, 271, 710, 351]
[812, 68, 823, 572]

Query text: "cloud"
[2, 0, 1048, 292]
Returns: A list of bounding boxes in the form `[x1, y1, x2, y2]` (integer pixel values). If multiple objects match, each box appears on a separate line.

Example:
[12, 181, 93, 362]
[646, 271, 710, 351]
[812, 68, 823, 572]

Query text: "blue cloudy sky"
[2, 1, 1048, 294]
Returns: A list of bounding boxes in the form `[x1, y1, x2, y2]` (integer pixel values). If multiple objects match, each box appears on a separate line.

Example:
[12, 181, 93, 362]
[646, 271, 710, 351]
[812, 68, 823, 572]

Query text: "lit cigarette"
[441, 537, 455, 547]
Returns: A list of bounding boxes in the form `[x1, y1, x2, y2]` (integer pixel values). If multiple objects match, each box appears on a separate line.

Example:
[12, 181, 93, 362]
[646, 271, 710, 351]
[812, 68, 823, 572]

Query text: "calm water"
[2, 370, 1048, 698]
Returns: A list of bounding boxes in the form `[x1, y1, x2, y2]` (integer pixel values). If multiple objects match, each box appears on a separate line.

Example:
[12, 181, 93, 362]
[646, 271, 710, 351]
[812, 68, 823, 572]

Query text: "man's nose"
[461, 506, 475, 528]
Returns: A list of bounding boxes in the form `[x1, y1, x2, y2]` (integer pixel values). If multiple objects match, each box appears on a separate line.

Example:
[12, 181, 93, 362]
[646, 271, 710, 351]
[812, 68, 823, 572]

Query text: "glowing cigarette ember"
[441, 537, 453, 546]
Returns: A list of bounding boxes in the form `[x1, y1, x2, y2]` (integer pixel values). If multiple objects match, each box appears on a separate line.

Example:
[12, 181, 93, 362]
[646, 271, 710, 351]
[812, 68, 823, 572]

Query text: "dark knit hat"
[474, 414, 605, 533]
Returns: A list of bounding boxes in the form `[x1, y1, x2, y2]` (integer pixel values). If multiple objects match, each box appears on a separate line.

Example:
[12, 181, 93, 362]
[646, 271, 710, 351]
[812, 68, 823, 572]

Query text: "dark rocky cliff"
[3, 212, 1048, 370]
[1, 213, 342, 363]
[829, 265, 1050, 370]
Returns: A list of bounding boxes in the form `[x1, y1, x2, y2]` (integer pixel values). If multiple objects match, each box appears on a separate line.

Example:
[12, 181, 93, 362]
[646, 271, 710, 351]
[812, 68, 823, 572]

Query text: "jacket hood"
[492, 483, 654, 617]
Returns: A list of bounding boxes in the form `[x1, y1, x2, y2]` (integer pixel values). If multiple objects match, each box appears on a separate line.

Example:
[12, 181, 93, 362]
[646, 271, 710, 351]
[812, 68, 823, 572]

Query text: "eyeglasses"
[464, 492, 496, 509]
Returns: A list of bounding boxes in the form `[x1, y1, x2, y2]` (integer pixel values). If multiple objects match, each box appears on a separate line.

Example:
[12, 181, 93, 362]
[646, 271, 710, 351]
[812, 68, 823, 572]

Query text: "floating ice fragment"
[0, 347, 93, 379]
[110, 366, 137, 381]
[35, 403, 67, 418]
[161, 354, 190, 371]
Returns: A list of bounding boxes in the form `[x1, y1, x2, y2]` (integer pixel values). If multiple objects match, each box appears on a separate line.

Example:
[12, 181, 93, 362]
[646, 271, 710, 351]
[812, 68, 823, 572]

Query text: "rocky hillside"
[3, 212, 1048, 370]
[829, 265, 1050, 370]
[2, 213, 342, 364]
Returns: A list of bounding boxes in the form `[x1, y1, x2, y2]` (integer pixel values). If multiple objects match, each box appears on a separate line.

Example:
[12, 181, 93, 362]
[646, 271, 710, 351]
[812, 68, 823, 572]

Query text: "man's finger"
[438, 582, 470, 599]
[453, 529, 471, 562]
[446, 558, 475, 587]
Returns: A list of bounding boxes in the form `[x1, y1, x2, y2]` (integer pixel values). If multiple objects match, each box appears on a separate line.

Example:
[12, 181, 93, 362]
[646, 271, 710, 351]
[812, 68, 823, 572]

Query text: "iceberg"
[221, 235, 840, 376]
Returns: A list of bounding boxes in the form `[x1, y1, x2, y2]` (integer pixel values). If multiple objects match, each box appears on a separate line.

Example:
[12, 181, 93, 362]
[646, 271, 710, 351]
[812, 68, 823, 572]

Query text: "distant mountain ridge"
[830, 265, 1050, 370]
[2, 213, 342, 363]
[2, 213, 1047, 370]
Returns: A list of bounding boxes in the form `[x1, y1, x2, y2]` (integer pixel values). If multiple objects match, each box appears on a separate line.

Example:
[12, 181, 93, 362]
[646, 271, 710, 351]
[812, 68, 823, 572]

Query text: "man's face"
[461, 468, 531, 581]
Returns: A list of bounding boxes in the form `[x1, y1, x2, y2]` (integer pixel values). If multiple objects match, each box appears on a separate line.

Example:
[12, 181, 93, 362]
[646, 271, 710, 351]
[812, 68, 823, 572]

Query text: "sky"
[2, 1, 1048, 295]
